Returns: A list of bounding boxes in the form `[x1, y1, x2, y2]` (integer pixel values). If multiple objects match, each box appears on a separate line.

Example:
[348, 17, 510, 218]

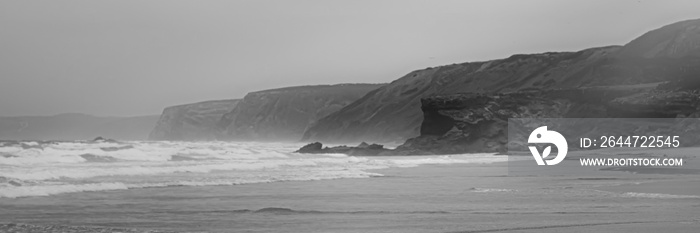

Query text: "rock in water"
[296, 142, 323, 153]
[295, 142, 390, 156]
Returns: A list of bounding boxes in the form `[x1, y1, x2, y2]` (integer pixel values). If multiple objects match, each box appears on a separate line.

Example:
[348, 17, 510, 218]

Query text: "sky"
[2, 0, 700, 116]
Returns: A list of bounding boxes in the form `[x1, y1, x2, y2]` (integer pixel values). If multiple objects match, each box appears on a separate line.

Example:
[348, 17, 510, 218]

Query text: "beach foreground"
[1, 152, 699, 233]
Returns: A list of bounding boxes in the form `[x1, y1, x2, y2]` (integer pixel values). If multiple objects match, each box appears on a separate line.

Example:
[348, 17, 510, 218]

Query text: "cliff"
[617, 18, 700, 59]
[148, 99, 240, 140]
[302, 18, 700, 144]
[394, 86, 700, 154]
[219, 84, 383, 141]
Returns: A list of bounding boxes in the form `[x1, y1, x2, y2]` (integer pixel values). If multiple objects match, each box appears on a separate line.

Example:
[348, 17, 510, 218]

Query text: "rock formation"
[295, 142, 390, 156]
[297, 88, 700, 155]
[395, 87, 700, 154]
[219, 84, 383, 141]
[303, 18, 700, 144]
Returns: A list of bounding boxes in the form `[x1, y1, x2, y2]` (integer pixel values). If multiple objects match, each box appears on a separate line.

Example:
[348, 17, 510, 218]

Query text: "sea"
[0, 140, 503, 199]
[1, 140, 698, 232]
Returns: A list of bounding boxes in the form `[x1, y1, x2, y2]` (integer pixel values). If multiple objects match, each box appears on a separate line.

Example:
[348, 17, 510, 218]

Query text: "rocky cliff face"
[399, 93, 562, 154]
[149, 99, 240, 140]
[303, 19, 700, 144]
[220, 84, 383, 141]
[395, 86, 700, 154]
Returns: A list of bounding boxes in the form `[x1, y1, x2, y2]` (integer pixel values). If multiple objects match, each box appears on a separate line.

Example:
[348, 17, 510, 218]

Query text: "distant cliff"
[303, 18, 700, 144]
[0, 113, 160, 141]
[219, 84, 383, 141]
[149, 99, 240, 141]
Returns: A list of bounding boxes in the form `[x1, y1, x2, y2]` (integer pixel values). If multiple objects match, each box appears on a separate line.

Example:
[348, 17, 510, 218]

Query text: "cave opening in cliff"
[420, 110, 456, 136]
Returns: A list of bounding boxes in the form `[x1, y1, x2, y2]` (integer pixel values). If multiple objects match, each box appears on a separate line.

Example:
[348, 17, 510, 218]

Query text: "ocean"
[1, 141, 698, 232]
[0, 140, 502, 199]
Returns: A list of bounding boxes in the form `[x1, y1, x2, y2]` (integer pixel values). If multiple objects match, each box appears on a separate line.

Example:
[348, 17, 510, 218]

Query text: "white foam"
[621, 192, 700, 199]
[0, 145, 22, 154]
[0, 182, 129, 198]
[21, 141, 40, 146]
[376, 154, 505, 167]
[0, 169, 383, 198]
[1, 160, 298, 181]
[470, 188, 516, 193]
[0, 141, 300, 165]
[0, 141, 498, 198]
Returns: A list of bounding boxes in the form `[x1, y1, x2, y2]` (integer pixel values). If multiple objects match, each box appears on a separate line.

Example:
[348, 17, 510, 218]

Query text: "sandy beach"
[1, 150, 699, 233]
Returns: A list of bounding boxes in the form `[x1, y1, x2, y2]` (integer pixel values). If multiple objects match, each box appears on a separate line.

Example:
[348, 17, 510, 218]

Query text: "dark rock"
[356, 142, 370, 148]
[295, 142, 391, 156]
[296, 142, 323, 153]
[608, 90, 700, 117]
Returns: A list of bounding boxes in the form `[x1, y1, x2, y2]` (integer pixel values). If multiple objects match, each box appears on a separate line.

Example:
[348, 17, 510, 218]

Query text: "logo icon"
[528, 126, 568, 165]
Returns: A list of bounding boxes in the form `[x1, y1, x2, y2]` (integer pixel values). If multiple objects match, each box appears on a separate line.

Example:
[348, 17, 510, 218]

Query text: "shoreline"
[1, 152, 699, 232]
[0, 223, 174, 233]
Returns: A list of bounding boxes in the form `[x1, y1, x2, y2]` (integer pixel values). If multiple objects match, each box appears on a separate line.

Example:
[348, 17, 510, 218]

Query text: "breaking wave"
[0, 141, 503, 198]
[469, 188, 516, 193]
[620, 192, 700, 199]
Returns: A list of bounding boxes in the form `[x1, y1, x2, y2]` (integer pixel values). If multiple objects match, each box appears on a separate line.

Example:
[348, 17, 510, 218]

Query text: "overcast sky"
[2, 0, 700, 116]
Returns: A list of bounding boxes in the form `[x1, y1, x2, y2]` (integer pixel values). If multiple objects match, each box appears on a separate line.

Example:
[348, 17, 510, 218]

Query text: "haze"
[2, 0, 700, 116]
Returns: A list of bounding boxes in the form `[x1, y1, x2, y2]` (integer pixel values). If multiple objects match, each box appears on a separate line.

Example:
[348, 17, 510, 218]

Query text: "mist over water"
[0, 141, 503, 198]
